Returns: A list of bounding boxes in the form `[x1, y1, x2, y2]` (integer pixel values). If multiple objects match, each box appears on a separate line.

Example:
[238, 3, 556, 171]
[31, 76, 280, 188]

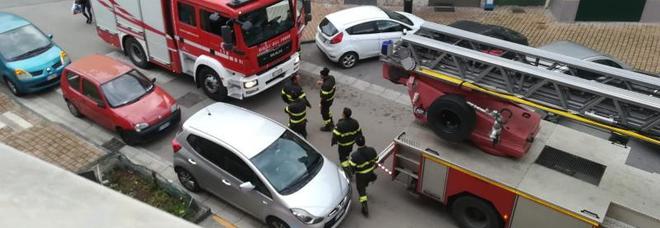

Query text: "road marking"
[0, 120, 6, 129]
[55, 88, 62, 95]
[211, 214, 237, 228]
[2, 112, 32, 129]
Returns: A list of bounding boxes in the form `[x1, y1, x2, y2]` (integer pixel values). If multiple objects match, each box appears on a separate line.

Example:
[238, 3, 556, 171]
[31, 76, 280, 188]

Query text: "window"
[347, 22, 377, 35]
[381, 8, 413, 26]
[66, 71, 81, 92]
[186, 134, 271, 197]
[319, 18, 338, 36]
[187, 134, 228, 168]
[82, 79, 101, 103]
[177, 2, 196, 26]
[377, 20, 406, 33]
[593, 59, 623, 69]
[200, 10, 228, 36]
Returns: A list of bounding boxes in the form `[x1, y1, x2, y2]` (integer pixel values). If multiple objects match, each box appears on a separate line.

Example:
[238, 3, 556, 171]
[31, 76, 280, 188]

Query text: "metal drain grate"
[102, 138, 126, 153]
[535, 146, 606, 186]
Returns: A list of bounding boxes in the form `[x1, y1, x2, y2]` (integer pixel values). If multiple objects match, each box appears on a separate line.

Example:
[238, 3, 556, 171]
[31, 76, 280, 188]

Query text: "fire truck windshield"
[239, 0, 293, 47]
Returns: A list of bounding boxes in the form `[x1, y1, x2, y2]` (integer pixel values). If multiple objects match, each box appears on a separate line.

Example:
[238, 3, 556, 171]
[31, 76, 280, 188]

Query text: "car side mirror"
[48, 34, 54, 40]
[221, 25, 235, 51]
[303, 0, 312, 23]
[239, 182, 255, 192]
[402, 29, 408, 35]
[151, 77, 157, 83]
[96, 101, 106, 108]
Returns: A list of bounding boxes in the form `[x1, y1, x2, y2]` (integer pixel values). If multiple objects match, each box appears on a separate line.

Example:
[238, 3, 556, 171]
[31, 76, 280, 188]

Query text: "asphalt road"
[1, 1, 456, 227]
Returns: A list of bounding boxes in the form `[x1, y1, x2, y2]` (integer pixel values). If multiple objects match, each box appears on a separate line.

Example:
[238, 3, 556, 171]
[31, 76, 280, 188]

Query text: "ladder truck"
[381, 22, 660, 158]
[377, 21, 660, 228]
[92, 0, 311, 101]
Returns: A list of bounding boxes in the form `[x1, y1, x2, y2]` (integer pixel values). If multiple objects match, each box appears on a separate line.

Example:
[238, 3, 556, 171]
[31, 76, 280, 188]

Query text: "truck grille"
[258, 42, 292, 66]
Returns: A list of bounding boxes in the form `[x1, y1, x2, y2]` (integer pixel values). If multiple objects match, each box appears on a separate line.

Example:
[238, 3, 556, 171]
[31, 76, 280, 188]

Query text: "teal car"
[0, 13, 70, 96]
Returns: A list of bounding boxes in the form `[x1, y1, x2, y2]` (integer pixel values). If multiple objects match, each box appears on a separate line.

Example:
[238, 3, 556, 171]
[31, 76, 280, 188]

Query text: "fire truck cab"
[92, 0, 311, 101]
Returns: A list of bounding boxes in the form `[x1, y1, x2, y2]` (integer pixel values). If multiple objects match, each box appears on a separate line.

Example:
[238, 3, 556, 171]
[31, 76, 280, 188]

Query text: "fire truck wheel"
[124, 37, 151, 69]
[451, 196, 503, 228]
[199, 67, 228, 101]
[339, 52, 358, 69]
[427, 94, 476, 142]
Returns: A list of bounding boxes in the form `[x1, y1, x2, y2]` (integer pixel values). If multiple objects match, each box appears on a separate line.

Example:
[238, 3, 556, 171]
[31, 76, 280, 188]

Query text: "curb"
[298, 61, 411, 107]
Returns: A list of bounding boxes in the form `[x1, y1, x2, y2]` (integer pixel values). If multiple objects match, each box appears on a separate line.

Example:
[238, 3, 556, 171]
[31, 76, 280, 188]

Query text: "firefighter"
[281, 74, 311, 107]
[285, 91, 309, 138]
[331, 107, 362, 176]
[349, 135, 378, 217]
[317, 67, 336, 131]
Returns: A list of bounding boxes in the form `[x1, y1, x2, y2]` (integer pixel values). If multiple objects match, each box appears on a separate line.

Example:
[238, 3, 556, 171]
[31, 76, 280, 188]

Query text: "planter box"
[79, 153, 211, 223]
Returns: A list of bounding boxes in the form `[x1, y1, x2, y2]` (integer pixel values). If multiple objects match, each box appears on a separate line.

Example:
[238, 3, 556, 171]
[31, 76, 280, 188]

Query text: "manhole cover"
[511, 7, 525, 14]
[102, 138, 126, 153]
[177, 92, 205, 108]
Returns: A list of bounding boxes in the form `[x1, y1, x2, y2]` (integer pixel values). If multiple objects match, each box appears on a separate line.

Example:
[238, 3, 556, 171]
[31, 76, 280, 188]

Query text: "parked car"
[0, 13, 70, 96]
[536, 40, 630, 80]
[60, 55, 180, 145]
[172, 102, 351, 228]
[315, 6, 424, 68]
[448, 20, 529, 46]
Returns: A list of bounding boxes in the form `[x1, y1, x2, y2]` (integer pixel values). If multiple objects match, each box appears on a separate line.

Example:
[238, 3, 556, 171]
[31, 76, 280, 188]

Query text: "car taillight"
[172, 138, 181, 153]
[330, 32, 343, 44]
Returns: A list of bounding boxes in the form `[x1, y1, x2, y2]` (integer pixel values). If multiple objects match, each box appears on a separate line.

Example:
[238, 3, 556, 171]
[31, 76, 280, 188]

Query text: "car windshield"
[101, 70, 154, 108]
[250, 130, 323, 195]
[0, 24, 53, 61]
[239, 0, 294, 47]
[381, 8, 412, 26]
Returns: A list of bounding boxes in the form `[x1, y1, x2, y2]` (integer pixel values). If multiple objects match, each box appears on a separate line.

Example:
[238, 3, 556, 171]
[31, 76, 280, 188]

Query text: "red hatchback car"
[61, 55, 180, 145]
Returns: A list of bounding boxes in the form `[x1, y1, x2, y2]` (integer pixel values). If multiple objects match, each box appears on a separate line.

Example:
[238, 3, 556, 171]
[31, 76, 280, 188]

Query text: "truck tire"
[198, 67, 228, 101]
[451, 196, 503, 228]
[427, 94, 476, 142]
[124, 37, 151, 69]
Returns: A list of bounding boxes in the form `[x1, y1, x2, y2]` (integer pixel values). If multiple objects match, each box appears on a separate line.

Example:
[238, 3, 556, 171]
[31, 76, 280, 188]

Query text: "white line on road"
[2, 112, 33, 129]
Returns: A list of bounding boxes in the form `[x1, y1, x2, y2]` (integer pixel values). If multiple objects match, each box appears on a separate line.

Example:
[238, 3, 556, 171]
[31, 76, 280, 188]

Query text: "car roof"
[539, 41, 606, 61]
[66, 55, 133, 84]
[0, 13, 30, 33]
[184, 102, 286, 159]
[325, 6, 388, 28]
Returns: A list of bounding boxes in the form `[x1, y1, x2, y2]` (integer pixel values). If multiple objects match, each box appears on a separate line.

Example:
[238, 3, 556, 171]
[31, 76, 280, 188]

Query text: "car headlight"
[243, 79, 258, 89]
[293, 54, 300, 64]
[14, 69, 32, 80]
[291, 208, 323, 224]
[60, 50, 70, 65]
[170, 104, 179, 113]
[134, 123, 149, 132]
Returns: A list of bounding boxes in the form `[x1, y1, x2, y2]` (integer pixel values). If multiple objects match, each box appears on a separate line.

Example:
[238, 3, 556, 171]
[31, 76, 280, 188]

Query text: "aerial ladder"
[381, 21, 660, 157]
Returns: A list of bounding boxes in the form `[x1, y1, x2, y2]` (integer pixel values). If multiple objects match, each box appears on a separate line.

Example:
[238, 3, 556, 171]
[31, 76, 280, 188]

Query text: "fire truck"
[378, 21, 660, 228]
[91, 0, 311, 101]
[381, 22, 660, 158]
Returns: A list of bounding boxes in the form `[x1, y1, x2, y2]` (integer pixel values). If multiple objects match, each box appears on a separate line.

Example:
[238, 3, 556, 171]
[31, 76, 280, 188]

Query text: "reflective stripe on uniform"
[359, 195, 368, 203]
[356, 165, 375, 174]
[323, 118, 333, 124]
[290, 117, 307, 124]
[338, 141, 355, 147]
[340, 160, 351, 168]
[333, 129, 361, 137]
[321, 87, 335, 95]
[286, 107, 306, 117]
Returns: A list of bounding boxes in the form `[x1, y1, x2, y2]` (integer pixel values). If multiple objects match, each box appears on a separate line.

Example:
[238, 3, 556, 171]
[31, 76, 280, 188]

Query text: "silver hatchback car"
[172, 103, 351, 228]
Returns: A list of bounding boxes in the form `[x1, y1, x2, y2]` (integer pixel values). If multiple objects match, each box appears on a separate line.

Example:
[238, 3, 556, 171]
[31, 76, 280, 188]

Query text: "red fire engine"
[91, 0, 311, 100]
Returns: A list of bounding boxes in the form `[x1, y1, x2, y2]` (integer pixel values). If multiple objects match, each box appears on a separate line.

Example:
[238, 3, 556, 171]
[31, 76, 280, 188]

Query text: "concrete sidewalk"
[302, 3, 660, 73]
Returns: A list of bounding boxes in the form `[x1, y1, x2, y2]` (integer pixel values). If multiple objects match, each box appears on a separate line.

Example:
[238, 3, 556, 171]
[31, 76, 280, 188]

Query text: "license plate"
[158, 121, 170, 131]
[47, 74, 57, 80]
[272, 68, 283, 77]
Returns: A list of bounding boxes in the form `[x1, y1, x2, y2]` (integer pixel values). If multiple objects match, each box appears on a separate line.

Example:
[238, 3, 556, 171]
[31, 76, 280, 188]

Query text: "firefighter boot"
[320, 121, 333, 132]
[361, 202, 369, 217]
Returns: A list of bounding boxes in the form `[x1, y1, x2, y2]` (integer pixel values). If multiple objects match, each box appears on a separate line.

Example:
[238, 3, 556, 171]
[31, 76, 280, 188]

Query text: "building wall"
[549, 0, 580, 22]
[641, 0, 660, 22]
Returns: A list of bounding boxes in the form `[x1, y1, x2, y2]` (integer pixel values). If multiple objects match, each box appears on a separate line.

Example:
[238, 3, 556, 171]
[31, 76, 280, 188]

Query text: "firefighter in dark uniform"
[281, 74, 311, 107]
[349, 135, 378, 217]
[317, 67, 336, 131]
[285, 91, 309, 138]
[331, 108, 362, 176]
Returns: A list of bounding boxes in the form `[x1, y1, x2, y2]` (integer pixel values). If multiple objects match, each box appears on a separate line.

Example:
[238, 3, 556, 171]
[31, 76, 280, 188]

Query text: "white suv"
[315, 6, 424, 68]
[172, 103, 351, 228]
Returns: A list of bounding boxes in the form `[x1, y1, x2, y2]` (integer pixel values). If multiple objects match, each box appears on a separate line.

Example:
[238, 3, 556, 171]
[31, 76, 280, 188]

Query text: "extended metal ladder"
[382, 22, 660, 145]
